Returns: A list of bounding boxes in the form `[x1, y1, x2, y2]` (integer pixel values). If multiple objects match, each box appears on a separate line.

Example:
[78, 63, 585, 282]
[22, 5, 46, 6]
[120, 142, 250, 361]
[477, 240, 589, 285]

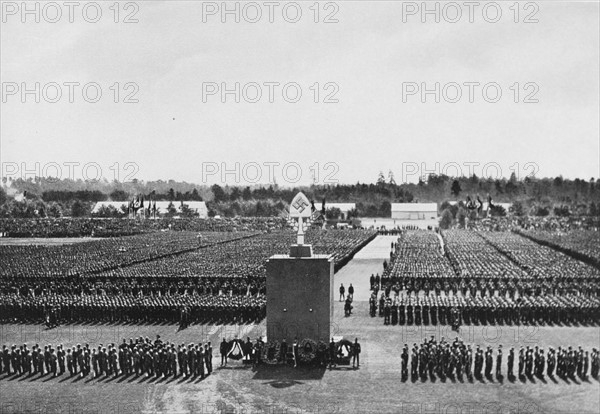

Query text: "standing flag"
[131, 197, 138, 217]
[487, 193, 494, 209]
[133, 195, 142, 218]
[476, 195, 483, 215]
[486, 193, 494, 216]
[466, 195, 477, 211]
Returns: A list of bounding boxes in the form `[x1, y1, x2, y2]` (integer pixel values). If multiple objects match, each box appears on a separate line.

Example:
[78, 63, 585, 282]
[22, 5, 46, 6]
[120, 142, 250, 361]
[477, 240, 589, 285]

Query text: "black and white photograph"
[0, 1, 599, 413]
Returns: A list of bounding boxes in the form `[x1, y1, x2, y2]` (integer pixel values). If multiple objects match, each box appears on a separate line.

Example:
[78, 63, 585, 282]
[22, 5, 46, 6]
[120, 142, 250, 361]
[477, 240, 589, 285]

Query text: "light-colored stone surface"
[334, 235, 397, 300]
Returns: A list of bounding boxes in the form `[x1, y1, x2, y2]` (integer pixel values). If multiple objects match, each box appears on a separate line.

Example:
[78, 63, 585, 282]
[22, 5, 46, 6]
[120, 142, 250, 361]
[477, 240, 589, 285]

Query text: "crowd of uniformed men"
[1, 336, 215, 380]
[1, 335, 365, 380]
[0, 294, 266, 326]
[371, 292, 600, 326]
[374, 274, 600, 298]
[368, 234, 600, 327]
[400, 337, 600, 383]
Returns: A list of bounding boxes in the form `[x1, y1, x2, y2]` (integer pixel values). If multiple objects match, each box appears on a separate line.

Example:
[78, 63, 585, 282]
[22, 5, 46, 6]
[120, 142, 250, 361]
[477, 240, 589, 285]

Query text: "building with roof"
[391, 203, 438, 220]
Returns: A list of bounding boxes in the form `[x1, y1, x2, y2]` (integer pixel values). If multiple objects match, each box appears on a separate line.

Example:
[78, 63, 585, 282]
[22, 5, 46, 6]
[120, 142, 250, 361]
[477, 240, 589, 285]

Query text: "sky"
[1, 1, 599, 186]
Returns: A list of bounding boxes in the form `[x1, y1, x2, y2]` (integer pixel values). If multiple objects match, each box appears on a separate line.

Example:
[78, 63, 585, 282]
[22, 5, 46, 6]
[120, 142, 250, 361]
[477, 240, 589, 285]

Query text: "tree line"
[1, 172, 598, 219]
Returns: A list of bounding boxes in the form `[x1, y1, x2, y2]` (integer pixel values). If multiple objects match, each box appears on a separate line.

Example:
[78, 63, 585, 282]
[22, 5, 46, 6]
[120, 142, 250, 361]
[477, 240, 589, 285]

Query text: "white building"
[391, 203, 438, 220]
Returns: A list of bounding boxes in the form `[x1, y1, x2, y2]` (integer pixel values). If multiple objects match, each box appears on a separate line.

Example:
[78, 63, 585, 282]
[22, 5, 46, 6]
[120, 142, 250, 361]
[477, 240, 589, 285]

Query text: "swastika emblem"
[292, 198, 309, 213]
[289, 192, 312, 218]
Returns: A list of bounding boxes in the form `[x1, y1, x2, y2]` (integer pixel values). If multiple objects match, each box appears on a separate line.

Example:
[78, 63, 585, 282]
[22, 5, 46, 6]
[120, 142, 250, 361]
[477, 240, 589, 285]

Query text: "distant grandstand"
[391, 203, 438, 220]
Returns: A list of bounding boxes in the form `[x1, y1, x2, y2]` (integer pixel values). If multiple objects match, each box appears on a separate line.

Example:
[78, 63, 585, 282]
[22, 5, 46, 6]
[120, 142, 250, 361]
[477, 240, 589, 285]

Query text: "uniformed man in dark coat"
[50, 348, 58, 377]
[547, 347, 556, 377]
[57, 345, 65, 375]
[496, 347, 502, 379]
[369, 294, 377, 318]
[205, 343, 212, 374]
[401, 345, 409, 380]
[507, 347, 514, 378]
[383, 302, 390, 325]
[197, 345, 205, 378]
[220, 338, 229, 367]
[518, 347, 524, 377]
[399, 301, 405, 325]
[352, 338, 361, 368]
[328, 338, 336, 368]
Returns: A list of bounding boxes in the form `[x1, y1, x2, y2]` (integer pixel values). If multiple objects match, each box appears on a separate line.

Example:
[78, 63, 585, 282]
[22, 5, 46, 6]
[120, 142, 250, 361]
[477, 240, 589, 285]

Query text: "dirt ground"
[1, 304, 599, 414]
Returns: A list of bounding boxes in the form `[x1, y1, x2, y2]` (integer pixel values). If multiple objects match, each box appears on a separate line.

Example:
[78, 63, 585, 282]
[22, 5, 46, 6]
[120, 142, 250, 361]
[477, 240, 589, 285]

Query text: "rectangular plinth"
[289, 244, 313, 258]
[266, 255, 334, 344]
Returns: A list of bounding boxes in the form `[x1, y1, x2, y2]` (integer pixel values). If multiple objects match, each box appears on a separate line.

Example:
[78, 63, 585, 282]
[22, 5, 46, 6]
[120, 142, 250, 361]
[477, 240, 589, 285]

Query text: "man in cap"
[507, 347, 515, 378]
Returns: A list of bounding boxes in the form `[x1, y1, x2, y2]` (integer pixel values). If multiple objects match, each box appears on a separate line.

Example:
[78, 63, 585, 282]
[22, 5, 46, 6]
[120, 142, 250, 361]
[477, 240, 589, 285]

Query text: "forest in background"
[1, 171, 599, 220]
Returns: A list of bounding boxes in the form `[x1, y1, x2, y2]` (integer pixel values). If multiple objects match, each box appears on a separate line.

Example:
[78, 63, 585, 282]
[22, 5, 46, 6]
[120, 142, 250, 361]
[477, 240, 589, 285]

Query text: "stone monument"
[266, 192, 334, 343]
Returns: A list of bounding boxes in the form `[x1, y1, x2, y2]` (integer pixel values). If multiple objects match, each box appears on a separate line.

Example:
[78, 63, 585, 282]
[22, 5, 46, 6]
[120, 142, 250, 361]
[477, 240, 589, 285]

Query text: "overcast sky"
[1, 1, 598, 186]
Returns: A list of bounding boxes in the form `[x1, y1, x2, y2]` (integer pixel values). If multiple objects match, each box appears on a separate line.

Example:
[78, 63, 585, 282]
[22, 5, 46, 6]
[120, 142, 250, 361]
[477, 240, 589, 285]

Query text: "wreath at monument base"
[262, 341, 281, 365]
[335, 339, 353, 365]
[227, 339, 245, 360]
[298, 338, 317, 364]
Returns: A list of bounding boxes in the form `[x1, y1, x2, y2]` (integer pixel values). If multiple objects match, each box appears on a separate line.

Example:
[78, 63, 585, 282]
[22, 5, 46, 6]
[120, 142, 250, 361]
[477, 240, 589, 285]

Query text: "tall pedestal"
[266, 253, 334, 343]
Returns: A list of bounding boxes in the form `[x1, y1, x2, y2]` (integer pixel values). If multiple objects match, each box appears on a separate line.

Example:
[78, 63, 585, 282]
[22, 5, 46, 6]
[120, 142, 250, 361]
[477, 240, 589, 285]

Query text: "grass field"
[1, 301, 598, 414]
